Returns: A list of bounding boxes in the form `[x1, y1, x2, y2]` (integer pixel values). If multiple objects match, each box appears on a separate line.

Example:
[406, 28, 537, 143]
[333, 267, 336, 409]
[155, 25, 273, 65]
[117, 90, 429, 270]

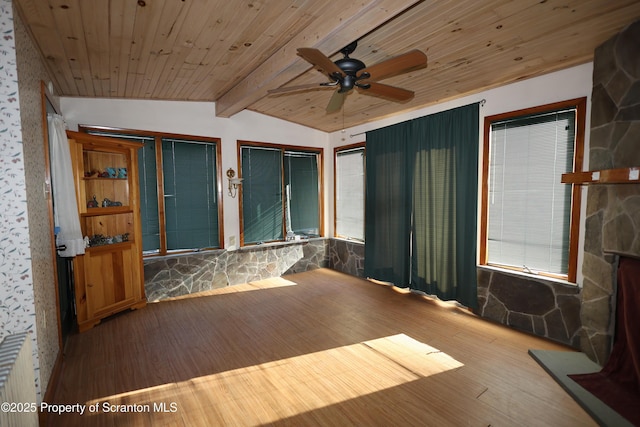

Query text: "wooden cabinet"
[67, 130, 146, 332]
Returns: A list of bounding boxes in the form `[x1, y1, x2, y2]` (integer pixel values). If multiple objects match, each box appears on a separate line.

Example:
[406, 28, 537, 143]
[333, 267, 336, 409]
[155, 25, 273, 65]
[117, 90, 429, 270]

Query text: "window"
[480, 98, 586, 282]
[80, 126, 222, 255]
[334, 143, 365, 241]
[239, 141, 322, 245]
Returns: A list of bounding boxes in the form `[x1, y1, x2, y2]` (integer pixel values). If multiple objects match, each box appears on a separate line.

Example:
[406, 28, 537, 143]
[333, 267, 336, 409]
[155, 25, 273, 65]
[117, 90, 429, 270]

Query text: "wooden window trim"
[237, 140, 324, 247]
[78, 125, 224, 256]
[479, 97, 586, 283]
[333, 142, 365, 241]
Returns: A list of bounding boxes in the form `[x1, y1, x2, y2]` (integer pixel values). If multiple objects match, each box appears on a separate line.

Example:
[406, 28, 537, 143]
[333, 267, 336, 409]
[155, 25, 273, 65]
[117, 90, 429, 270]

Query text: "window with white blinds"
[482, 98, 586, 281]
[335, 145, 365, 241]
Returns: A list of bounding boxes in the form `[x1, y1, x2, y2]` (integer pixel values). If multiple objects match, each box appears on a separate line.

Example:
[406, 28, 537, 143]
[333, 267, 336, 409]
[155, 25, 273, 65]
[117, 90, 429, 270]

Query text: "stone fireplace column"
[580, 19, 640, 365]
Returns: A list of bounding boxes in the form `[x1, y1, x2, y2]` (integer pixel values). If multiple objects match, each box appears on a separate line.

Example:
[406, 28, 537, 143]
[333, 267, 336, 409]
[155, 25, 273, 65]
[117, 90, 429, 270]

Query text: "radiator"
[0, 333, 38, 427]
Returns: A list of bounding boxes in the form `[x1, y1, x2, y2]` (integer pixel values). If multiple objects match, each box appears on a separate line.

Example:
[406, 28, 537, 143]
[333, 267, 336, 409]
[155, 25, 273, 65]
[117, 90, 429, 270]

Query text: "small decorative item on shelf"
[98, 170, 110, 178]
[106, 167, 117, 178]
[117, 167, 127, 179]
[101, 198, 123, 207]
[87, 233, 129, 247]
[113, 232, 130, 243]
[88, 234, 108, 247]
[84, 170, 97, 178]
[87, 195, 99, 208]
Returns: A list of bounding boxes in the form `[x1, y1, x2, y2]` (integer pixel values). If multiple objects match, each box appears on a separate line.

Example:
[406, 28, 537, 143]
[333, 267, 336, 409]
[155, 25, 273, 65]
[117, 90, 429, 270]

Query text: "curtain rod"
[348, 99, 487, 138]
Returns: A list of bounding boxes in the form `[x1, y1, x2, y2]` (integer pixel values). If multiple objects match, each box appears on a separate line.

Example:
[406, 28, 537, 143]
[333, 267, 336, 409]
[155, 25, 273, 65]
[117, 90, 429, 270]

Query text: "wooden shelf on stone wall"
[562, 167, 640, 185]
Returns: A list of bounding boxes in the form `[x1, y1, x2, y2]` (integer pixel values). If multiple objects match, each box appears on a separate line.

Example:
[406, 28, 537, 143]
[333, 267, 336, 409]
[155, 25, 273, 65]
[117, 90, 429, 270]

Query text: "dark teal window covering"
[410, 104, 479, 307]
[241, 145, 321, 244]
[284, 151, 319, 236]
[137, 138, 160, 252]
[85, 130, 221, 253]
[364, 123, 414, 286]
[162, 138, 219, 251]
[365, 103, 480, 309]
[241, 146, 284, 244]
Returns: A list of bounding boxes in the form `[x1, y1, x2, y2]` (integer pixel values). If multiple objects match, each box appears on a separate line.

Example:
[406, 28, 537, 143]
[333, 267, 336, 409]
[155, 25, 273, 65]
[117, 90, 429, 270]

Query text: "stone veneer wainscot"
[144, 238, 365, 302]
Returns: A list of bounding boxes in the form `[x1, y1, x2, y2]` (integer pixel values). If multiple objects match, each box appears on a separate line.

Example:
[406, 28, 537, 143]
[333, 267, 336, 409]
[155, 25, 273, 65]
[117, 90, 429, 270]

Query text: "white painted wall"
[60, 98, 329, 249]
[328, 62, 594, 284]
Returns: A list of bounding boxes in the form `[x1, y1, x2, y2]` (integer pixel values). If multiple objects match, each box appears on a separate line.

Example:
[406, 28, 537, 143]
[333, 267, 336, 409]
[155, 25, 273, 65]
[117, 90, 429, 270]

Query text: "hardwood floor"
[48, 268, 595, 426]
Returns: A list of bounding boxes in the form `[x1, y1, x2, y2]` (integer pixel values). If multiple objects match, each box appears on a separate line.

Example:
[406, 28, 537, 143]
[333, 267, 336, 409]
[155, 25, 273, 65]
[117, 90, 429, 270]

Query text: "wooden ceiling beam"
[214, 0, 421, 118]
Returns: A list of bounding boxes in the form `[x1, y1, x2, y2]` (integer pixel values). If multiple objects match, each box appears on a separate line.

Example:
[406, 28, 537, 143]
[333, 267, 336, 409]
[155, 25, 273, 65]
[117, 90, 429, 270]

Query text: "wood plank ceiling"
[15, 0, 640, 132]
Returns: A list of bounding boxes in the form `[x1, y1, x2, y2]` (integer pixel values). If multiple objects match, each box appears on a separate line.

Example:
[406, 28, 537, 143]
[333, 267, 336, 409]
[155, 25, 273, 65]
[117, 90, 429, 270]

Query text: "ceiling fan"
[268, 41, 428, 113]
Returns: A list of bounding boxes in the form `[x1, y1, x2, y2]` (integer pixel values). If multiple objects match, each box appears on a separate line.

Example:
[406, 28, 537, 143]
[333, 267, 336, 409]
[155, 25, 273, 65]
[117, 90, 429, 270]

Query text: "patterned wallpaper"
[13, 1, 60, 398]
[0, 0, 60, 399]
[0, 0, 39, 394]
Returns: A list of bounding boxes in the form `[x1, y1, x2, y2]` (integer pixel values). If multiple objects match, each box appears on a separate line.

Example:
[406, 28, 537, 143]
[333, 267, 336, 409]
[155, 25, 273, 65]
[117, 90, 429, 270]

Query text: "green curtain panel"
[410, 104, 479, 308]
[364, 122, 414, 286]
[365, 103, 479, 309]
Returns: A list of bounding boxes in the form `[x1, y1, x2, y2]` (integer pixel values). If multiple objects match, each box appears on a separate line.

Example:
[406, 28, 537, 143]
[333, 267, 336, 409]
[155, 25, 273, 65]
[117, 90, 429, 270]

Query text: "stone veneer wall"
[477, 269, 582, 347]
[328, 239, 365, 278]
[144, 239, 329, 301]
[144, 238, 365, 301]
[579, 19, 640, 365]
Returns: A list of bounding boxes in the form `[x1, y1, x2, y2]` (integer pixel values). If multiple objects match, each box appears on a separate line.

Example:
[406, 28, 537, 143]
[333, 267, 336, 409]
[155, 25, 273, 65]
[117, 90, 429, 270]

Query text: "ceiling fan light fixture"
[339, 75, 357, 92]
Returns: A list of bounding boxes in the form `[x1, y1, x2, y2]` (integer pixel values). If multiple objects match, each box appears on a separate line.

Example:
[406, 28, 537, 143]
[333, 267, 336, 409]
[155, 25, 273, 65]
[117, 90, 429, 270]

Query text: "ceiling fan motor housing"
[335, 57, 367, 91]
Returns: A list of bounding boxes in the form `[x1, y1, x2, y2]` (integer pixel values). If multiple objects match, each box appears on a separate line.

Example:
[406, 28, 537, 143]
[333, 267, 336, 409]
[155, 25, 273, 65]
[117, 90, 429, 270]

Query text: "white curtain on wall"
[48, 114, 85, 257]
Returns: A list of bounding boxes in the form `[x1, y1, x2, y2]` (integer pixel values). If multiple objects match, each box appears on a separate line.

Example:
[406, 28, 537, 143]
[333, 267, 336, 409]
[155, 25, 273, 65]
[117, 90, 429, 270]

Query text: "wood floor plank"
[48, 268, 595, 426]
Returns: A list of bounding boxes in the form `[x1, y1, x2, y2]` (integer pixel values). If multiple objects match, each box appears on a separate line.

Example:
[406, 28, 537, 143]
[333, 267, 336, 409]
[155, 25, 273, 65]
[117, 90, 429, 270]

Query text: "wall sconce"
[226, 168, 243, 198]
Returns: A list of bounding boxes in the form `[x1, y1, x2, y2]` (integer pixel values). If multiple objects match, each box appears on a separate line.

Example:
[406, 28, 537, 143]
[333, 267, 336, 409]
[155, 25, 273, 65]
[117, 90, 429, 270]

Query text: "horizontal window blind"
[84, 129, 222, 254]
[488, 110, 575, 274]
[336, 148, 365, 241]
[162, 138, 219, 251]
[241, 146, 283, 244]
[285, 151, 319, 237]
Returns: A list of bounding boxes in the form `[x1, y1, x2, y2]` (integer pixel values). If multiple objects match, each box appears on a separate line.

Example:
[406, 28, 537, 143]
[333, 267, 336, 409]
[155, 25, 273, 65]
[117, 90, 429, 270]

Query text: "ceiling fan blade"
[359, 82, 414, 102]
[297, 48, 344, 78]
[326, 90, 346, 114]
[359, 50, 427, 81]
[268, 83, 336, 95]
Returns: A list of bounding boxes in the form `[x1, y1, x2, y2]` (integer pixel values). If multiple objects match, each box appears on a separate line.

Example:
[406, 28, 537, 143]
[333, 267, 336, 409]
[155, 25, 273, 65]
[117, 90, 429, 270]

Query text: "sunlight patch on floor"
[83, 334, 463, 424]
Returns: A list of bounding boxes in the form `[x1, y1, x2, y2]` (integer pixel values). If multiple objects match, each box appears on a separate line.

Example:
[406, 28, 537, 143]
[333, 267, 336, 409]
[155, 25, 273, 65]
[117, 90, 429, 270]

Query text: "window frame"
[333, 142, 365, 242]
[79, 125, 223, 256]
[237, 140, 324, 247]
[479, 97, 586, 283]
